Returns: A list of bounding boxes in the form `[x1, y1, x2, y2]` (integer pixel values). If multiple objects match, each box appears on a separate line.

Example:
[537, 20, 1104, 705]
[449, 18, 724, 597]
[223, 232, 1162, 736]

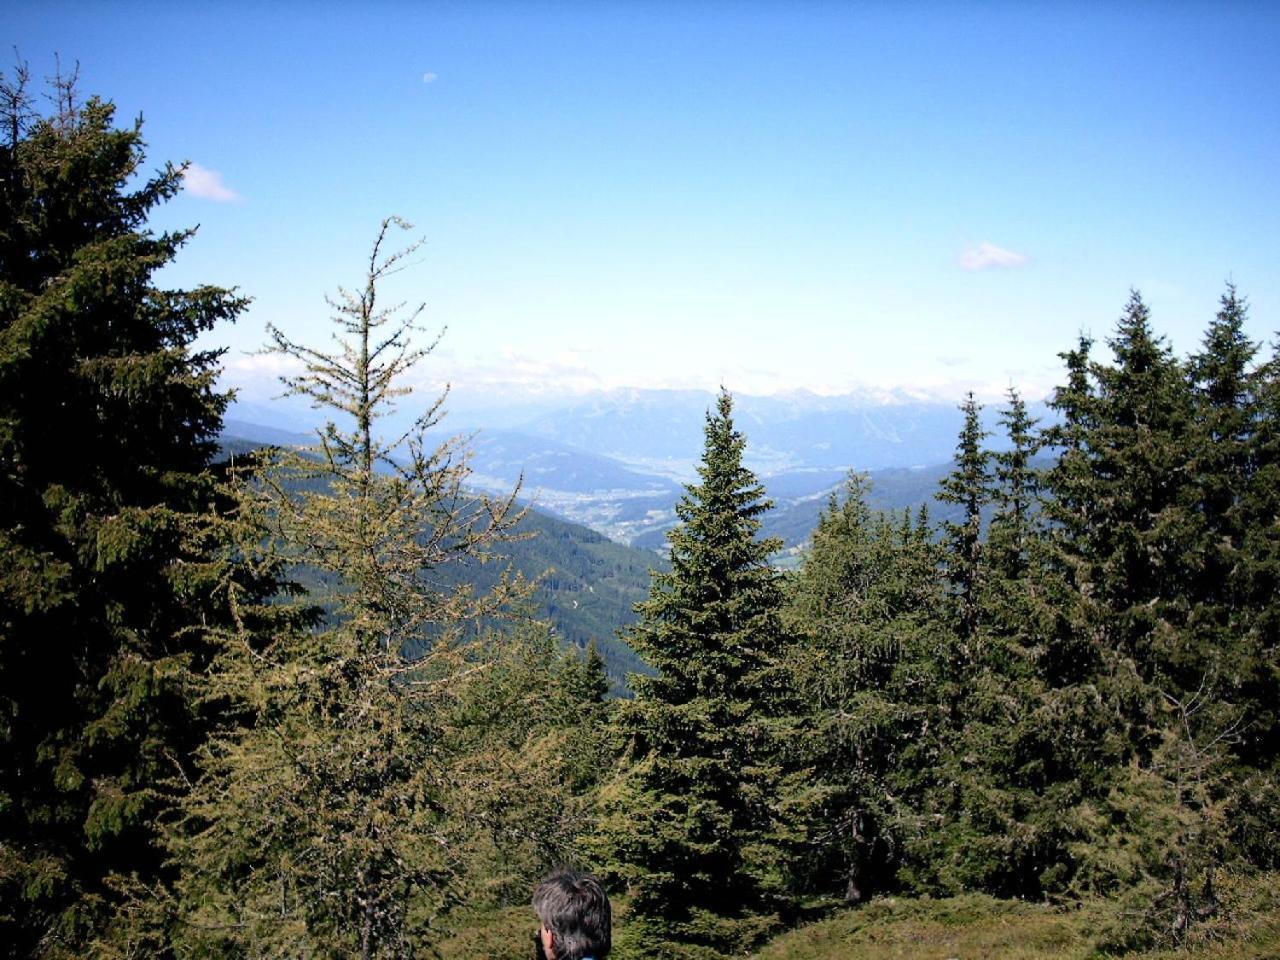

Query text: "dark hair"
[532, 870, 611, 960]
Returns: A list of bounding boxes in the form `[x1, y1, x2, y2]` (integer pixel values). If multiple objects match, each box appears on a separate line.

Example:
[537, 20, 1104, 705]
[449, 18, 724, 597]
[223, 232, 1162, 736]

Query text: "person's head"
[532, 870, 611, 960]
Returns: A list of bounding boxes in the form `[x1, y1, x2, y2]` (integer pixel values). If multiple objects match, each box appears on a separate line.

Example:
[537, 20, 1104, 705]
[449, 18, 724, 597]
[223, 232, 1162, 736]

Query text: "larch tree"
[167, 218, 533, 960]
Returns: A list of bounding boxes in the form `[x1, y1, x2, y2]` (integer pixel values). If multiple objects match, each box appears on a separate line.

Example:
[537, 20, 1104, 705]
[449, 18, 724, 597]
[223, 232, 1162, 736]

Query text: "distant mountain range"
[228, 385, 1049, 550]
[510, 388, 1013, 476]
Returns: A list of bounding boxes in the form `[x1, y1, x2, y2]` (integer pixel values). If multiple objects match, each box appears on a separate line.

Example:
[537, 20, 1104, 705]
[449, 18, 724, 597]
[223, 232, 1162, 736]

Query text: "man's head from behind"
[532, 870, 611, 960]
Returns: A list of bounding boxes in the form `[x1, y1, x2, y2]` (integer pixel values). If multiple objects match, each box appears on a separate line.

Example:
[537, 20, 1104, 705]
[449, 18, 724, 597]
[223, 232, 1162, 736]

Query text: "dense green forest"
[2, 71, 1277, 960]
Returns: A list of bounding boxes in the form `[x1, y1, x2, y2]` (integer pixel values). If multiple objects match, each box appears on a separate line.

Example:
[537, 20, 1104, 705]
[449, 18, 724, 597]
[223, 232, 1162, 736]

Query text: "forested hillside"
[220, 434, 660, 686]
[2, 68, 1276, 960]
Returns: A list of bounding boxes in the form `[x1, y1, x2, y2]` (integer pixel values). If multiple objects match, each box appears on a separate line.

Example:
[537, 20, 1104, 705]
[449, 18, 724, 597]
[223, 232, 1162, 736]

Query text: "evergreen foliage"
[987, 387, 1040, 589]
[921, 390, 1061, 899]
[779, 287, 1276, 935]
[936, 392, 992, 645]
[782, 475, 944, 904]
[3, 66, 1279, 957]
[1032, 290, 1264, 940]
[0, 64, 271, 957]
[601, 389, 789, 957]
[1202, 291, 1280, 873]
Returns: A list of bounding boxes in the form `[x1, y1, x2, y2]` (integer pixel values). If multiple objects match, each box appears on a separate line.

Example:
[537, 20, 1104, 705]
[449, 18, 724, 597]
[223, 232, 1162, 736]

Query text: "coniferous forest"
[2, 69, 1278, 960]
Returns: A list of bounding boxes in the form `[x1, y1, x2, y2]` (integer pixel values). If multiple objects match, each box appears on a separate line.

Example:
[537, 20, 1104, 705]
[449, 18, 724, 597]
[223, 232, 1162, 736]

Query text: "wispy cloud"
[182, 162, 241, 203]
[958, 241, 1029, 271]
[422, 71, 438, 84]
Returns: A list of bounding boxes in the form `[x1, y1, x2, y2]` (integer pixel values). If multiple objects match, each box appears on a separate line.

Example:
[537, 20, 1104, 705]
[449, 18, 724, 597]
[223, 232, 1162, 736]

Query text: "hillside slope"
[217, 435, 662, 687]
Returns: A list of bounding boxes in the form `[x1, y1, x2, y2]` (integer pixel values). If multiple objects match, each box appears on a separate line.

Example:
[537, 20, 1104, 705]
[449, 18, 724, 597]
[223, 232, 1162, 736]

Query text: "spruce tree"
[556, 638, 614, 796]
[987, 387, 1040, 588]
[564, 638, 611, 709]
[602, 389, 788, 957]
[1037, 332, 1110, 704]
[1087, 293, 1200, 690]
[1189, 285, 1257, 538]
[781, 476, 946, 903]
[1222, 307, 1280, 868]
[1186, 285, 1274, 741]
[1041, 295, 1202, 713]
[1187, 286, 1272, 753]
[936, 392, 992, 646]
[1038, 293, 1233, 924]
[928, 390, 1062, 898]
[0, 65, 260, 956]
[919, 393, 999, 894]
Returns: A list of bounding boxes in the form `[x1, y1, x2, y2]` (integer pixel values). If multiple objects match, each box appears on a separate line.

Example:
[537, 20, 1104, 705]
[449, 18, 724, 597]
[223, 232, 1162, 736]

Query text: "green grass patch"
[433, 877, 1280, 960]
[755, 894, 1094, 960]
[753, 879, 1280, 960]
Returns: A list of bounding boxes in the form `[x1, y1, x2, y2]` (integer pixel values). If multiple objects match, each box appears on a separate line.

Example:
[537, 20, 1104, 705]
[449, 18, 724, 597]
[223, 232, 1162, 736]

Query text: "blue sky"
[7, 2, 1279, 405]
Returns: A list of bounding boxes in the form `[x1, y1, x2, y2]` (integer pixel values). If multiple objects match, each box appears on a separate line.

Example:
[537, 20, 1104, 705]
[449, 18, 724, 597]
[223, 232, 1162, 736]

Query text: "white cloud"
[217, 351, 305, 397]
[422, 71, 438, 84]
[224, 351, 306, 378]
[958, 241, 1030, 271]
[182, 162, 241, 203]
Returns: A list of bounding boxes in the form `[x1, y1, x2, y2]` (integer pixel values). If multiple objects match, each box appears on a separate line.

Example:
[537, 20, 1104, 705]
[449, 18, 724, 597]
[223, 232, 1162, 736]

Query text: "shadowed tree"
[781, 475, 946, 904]
[0, 64, 276, 957]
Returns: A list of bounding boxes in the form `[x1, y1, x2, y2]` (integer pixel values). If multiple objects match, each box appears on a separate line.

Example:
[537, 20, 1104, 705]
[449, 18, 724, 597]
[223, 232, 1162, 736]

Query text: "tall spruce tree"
[936, 393, 992, 646]
[927, 389, 1063, 898]
[1041, 296, 1202, 720]
[1038, 333, 1108, 694]
[781, 475, 946, 903]
[1086, 293, 1200, 696]
[1228, 330, 1280, 869]
[1203, 292, 1280, 870]
[1037, 293, 1237, 929]
[1189, 285, 1256, 541]
[0, 66, 261, 956]
[601, 389, 788, 958]
[987, 387, 1040, 589]
[1187, 286, 1272, 755]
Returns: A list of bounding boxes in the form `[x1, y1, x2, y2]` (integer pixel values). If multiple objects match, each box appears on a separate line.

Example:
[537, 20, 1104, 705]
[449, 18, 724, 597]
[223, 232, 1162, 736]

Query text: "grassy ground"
[435, 879, 1280, 960]
[755, 882, 1280, 960]
[755, 896, 1096, 960]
